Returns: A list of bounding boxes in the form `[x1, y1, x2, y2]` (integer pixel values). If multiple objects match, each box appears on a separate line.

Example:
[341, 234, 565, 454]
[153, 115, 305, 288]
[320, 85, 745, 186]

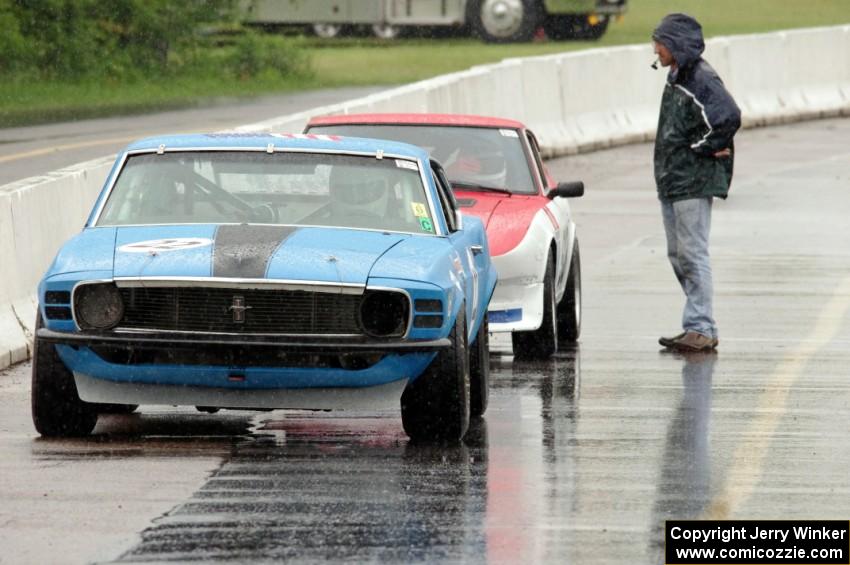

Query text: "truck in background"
[240, 0, 628, 42]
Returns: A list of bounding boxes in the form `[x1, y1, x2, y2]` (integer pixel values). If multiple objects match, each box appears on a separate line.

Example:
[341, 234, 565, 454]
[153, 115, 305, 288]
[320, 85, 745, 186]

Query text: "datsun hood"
[111, 225, 406, 285]
[455, 192, 542, 256]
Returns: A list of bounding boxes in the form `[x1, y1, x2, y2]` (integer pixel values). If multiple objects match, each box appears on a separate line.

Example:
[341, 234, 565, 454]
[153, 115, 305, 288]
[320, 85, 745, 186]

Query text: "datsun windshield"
[97, 151, 438, 234]
[307, 125, 536, 194]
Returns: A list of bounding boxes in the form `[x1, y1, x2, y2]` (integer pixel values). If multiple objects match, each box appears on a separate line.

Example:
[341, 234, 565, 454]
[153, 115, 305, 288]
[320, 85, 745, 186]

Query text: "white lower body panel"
[488, 280, 544, 333]
[74, 372, 409, 411]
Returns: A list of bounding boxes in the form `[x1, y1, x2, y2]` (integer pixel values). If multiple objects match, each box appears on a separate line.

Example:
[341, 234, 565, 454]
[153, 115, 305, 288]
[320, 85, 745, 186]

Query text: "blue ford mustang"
[33, 133, 497, 441]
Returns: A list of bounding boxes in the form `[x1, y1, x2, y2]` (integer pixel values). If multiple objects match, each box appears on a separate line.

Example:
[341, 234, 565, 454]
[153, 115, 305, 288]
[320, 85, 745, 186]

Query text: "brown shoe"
[659, 332, 686, 348]
[669, 331, 718, 352]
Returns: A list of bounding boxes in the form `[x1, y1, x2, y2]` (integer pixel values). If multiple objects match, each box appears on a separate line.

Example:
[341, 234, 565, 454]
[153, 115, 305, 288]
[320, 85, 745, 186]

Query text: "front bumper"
[41, 328, 443, 408]
[37, 328, 450, 353]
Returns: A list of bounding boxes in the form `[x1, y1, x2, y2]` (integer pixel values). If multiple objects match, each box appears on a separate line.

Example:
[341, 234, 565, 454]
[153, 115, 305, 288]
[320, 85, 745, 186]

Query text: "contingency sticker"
[499, 129, 519, 138]
[419, 217, 434, 233]
[118, 238, 213, 253]
[410, 202, 429, 217]
[395, 159, 419, 171]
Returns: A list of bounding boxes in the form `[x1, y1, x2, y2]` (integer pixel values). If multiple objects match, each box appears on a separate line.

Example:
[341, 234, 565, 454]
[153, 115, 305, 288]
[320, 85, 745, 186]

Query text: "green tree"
[0, 0, 235, 80]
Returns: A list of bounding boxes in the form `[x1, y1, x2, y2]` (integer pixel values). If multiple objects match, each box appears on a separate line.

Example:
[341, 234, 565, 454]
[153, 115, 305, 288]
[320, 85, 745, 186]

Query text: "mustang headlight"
[359, 290, 409, 338]
[74, 283, 124, 330]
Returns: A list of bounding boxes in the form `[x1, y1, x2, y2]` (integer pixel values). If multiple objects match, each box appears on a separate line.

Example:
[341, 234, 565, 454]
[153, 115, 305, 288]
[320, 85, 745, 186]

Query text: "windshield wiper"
[450, 181, 513, 195]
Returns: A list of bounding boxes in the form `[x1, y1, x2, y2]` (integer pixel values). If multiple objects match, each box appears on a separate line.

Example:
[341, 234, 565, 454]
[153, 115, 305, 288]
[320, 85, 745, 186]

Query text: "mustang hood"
[113, 225, 406, 285]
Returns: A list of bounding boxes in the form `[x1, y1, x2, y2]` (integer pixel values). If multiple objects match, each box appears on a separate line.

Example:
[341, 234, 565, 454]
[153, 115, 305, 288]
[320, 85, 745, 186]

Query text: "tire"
[557, 239, 582, 344]
[512, 253, 557, 359]
[312, 23, 349, 39]
[371, 23, 404, 39]
[544, 14, 609, 41]
[94, 403, 138, 414]
[401, 307, 470, 442]
[468, 0, 542, 43]
[31, 314, 98, 437]
[469, 312, 490, 417]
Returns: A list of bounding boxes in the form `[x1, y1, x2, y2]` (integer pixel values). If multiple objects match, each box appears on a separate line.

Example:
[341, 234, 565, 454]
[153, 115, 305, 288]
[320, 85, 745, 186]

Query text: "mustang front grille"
[117, 287, 363, 335]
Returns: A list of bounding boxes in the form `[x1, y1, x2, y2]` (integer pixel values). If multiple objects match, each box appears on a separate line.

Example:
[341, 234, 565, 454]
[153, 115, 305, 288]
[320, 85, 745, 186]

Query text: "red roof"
[306, 113, 526, 130]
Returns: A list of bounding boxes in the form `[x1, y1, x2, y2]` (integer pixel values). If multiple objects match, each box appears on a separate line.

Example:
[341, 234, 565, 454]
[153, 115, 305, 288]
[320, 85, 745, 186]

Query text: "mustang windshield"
[97, 151, 437, 234]
[307, 125, 536, 194]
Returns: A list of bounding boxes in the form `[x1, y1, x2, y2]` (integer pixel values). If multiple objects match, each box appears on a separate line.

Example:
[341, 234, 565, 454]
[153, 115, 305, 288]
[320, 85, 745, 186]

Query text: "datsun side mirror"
[455, 210, 464, 231]
[548, 181, 584, 199]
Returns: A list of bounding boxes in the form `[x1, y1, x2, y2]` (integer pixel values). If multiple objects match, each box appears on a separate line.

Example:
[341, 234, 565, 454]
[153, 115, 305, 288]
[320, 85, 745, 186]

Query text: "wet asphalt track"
[1, 117, 849, 564]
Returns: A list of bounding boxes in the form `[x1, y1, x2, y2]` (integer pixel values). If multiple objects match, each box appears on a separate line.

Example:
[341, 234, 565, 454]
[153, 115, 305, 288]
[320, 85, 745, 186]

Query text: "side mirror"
[455, 210, 464, 231]
[547, 181, 584, 199]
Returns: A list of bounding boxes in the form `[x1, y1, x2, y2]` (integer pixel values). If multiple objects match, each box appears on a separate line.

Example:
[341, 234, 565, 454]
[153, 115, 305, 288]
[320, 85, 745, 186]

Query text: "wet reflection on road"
[21, 347, 729, 564]
[649, 351, 716, 563]
[90, 350, 579, 563]
[108, 418, 489, 562]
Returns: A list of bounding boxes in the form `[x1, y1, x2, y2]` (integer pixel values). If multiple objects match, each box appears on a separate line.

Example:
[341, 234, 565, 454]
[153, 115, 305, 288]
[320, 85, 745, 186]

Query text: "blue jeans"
[660, 198, 717, 339]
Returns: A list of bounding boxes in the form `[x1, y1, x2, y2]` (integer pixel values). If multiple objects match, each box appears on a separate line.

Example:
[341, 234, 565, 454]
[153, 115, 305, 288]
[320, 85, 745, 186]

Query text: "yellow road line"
[703, 275, 850, 519]
[0, 136, 137, 164]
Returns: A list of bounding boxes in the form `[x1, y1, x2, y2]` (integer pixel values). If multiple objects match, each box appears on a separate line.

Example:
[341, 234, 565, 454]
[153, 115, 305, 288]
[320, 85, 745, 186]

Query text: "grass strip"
[3, 0, 849, 127]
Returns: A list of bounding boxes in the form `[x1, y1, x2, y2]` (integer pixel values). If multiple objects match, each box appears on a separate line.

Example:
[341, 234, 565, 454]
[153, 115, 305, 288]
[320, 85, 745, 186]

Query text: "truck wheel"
[512, 254, 557, 359]
[468, 0, 542, 43]
[372, 23, 404, 39]
[31, 314, 98, 437]
[469, 312, 490, 417]
[312, 23, 349, 38]
[544, 14, 609, 41]
[557, 239, 582, 344]
[401, 307, 470, 442]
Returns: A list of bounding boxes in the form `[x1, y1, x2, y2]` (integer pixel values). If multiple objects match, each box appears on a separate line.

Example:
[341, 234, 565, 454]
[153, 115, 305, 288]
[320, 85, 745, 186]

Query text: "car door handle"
[470, 245, 484, 256]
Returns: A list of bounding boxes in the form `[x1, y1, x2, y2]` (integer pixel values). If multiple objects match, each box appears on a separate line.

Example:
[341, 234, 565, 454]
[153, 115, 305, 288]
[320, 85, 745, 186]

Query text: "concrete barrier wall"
[1, 25, 848, 370]
[0, 158, 114, 368]
[236, 25, 850, 150]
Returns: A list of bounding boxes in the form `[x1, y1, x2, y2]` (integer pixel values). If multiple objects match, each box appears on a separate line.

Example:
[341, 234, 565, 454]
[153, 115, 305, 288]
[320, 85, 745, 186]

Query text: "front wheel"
[469, 312, 490, 417]
[468, 0, 542, 43]
[31, 314, 98, 437]
[512, 254, 557, 359]
[557, 239, 582, 344]
[401, 308, 470, 442]
[93, 403, 138, 415]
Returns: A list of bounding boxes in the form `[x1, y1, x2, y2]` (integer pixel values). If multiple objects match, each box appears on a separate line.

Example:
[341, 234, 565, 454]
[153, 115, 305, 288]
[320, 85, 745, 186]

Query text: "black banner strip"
[212, 225, 297, 278]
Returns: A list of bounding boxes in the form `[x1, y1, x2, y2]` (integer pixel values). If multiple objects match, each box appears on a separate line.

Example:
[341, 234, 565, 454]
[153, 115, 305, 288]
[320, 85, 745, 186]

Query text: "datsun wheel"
[469, 312, 490, 417]
[401, 307, 471, 441]
[31, 314, 98, 437]
[512, 253, 557, 359]
[557, 239, 582, 344]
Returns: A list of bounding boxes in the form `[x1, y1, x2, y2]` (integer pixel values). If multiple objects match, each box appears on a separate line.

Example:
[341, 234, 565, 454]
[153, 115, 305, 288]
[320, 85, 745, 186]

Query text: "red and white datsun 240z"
[306, 114, 583, 359]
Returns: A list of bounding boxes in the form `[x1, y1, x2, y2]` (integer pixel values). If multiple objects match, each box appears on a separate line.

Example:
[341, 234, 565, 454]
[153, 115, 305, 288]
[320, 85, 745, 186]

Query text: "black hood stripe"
[212, 225, 298, 278]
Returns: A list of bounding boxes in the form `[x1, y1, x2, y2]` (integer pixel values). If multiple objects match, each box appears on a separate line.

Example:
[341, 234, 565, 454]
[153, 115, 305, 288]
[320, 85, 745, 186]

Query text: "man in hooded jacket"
[652, 13, 741, 352]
